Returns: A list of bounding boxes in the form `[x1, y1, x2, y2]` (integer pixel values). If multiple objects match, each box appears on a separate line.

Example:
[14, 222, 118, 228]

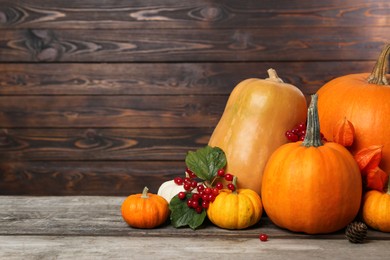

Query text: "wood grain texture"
[2, 236, 390, 260]
[1, 28, 389, 62]
[0, 196, 388, 239]
[0, 196, 388, 259]
[1, 0, 389, 29]
[0, 128, 210, 161]
[0, 161, 186, 195]
[0, 95, 227, 128]
[0, 61, 376, 95]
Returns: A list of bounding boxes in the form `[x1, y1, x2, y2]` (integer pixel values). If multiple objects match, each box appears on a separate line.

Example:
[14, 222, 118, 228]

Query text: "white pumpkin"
[157, 180, 186, 203]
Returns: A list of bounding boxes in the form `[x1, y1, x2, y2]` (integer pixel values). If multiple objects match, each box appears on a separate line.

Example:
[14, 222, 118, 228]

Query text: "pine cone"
[345, 221, 368, 243]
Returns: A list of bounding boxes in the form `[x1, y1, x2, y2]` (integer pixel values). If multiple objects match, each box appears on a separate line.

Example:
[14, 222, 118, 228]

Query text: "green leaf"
[185, 145, 226, 181]
[169, 194, 207, 230]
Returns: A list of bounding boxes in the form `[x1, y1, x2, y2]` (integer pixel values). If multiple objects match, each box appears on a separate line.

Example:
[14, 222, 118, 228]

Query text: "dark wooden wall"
[0, 0, 389, 195]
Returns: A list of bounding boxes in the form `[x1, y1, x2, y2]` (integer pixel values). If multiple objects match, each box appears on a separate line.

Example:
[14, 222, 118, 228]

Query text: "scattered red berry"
[174, 177, 183, 185]
[186, 168, 197, 178]
[190, 180, 198, 188]
[197, 184, 204, 192]
[183, 183, 192, 191]
[195, 206, 203, 214]
[259, 233, 268, 242]
[227, 183, 235, 191]
[208, 194, 216, 202]
[215, 182, 223, 190]
[192, 193, 200, 201]
[217, 169, 225, 177]
[204, 187, 212, 195]
[286, 122, 327, 143]
[191, 200, 199, 208]
[224, 173, 234, 181]
[178, 192, 186, 200]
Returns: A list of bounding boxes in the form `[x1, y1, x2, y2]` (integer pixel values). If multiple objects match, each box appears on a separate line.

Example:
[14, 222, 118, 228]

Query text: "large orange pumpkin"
[208, 69, 307, 195]
[317, 44, 390, 173]
[261, 94, 362, 234]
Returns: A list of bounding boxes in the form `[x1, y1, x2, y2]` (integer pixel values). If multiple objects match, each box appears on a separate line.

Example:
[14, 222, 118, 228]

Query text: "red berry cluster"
[174, 168, 236, 214]
[285, 121, 327, 142]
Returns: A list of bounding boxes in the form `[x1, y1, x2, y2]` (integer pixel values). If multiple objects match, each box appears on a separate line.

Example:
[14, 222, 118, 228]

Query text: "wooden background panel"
[0, 128, 210, 161]
[0, 61, 376, 95]
[1, 0, 389, 29]
[0, 95, 227, 128]
[0, 161, 185, 195]
[0, 0, 389, 195]
[1, 28, 389, 62]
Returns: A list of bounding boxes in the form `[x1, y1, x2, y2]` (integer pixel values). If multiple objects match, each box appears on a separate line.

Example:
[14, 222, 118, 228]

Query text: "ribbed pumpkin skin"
[362, 190, 390, 232]
[261, 141, 362, 234]
[121, 192, 169, 229]
[207, 189, 262, 229]
[317, 73, 390, 173]
[209, 76, 307, 195]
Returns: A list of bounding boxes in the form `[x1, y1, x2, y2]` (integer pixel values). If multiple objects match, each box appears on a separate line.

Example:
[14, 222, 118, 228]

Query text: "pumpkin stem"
[232, 176, 238, 194]
[387, 178, 390, 195]
[367, 44, 390, 85]
[265, 68, 284, 83]
[141, 186, 149, 199]
[302, 94, 323, 147]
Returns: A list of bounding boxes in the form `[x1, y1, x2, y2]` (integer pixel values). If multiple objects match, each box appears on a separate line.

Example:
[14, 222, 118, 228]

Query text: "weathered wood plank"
[0, 61, 376, 95]
[1, 0, 389, 29]
[2, 235, 390, 260]
[0, 95, 227, 128]
[1, 235, 390, 260]
[1, 28, 388, 62]
[0, 196, 388, 240]
[0, 161, 186, 195]
[0, 128, 210, 161]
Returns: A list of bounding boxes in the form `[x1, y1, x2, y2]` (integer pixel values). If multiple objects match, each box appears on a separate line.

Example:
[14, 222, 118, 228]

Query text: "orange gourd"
[317, 44, 390, 173]
[208, 69, 307, 195]
[121, 187, 169, 228]
[362, 181, 390, 232]
[261, 94, 362, 234]
[207, 178, 262, 229]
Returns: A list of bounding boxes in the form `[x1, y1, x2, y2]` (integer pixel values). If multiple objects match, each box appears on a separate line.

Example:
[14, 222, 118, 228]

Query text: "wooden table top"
[0, 196, 389, 259]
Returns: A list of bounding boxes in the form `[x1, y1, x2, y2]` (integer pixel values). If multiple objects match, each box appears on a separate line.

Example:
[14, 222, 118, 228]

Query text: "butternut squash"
[208, 69, 307, 195]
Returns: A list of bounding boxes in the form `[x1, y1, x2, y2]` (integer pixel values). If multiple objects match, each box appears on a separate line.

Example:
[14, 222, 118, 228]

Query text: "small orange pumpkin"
[317, 44, 390, 173]
[362, 181, 390, 232]
[121, 186, 169, 228]
[261, 94, 362, 234]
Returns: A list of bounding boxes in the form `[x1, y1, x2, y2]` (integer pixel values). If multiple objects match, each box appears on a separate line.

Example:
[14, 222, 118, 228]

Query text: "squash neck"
[265, 68, 284, 83]
[367, 44, 390, 85]
[302, 94, 323, 147]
